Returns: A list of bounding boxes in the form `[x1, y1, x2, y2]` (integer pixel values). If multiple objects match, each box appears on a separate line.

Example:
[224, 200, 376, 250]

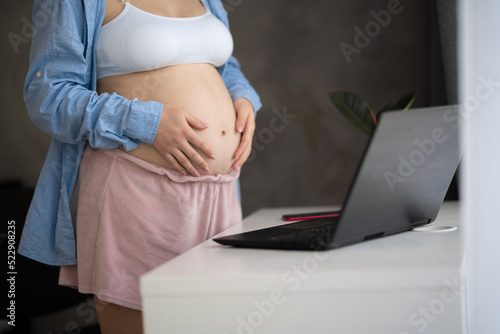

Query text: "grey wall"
[231, 0, 447, 215]
[1, 0, 448, 217]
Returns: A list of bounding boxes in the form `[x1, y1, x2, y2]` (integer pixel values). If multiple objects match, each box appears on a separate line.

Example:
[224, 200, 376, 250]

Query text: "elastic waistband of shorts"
[87, 146, 240, 183]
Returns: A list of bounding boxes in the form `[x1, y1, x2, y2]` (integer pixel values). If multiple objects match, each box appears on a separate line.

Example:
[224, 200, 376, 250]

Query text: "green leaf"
[328, 91, 374, 135]
[378, 91, 418, 114]
[378, 101, 395, 113]
[329, 90, 418, 135]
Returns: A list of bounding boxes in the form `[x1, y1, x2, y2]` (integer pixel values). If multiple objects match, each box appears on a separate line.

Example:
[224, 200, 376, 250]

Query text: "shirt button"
[36, 71, 42, 78]
[60, 188, 63, 195]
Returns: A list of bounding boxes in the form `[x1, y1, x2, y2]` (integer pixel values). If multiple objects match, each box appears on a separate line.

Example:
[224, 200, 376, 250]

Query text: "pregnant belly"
[97, 64, 241, 175]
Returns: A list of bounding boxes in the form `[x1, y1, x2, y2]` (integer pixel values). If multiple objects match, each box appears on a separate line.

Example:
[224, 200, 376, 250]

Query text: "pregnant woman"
[19, 0, 261, 333]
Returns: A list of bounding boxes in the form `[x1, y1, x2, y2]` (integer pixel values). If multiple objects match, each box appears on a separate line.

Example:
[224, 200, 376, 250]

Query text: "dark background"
[1, 0, 457, 332]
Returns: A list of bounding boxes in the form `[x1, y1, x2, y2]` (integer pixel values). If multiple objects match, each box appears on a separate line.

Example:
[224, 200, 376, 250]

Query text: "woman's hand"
[152, 105, 215, 177]
[232, 97, 255, 172]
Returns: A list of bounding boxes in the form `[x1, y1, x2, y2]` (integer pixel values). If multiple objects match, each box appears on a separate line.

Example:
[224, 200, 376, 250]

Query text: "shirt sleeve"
[220, 56, 263, 113]
[209, 0, 262, 113]
[24, 0, 163, 151]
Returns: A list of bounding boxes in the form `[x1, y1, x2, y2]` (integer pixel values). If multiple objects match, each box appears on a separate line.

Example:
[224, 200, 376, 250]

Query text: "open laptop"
[214, 105, 462, 251]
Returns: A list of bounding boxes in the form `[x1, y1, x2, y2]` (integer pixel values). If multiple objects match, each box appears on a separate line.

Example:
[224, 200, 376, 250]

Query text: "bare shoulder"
[103, 0, 125, 26]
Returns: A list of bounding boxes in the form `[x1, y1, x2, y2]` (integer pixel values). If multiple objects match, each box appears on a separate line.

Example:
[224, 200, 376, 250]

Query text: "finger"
[232, 131, 253, 170]
[180, 144, 212, 175]
[186, 129, 215, 161]
[164, 154, 187, 175]
[174, 149, 203, 177]
[185, 113, 210, 130]
[233, 121, 255, 160]
[235, 111, 248, 133]
[233, 136, 248, 161]
[234, 98, 254, 133]
[232, 144, 251, 172]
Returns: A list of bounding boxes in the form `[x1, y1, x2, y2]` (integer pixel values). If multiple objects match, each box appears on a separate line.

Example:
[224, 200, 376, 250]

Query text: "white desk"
[141, 202, 464, 334]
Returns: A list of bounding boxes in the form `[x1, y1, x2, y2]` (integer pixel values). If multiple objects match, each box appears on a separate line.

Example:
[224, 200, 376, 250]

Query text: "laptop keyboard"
[265, 218, 338, 243]
[213, 217, 340, 250]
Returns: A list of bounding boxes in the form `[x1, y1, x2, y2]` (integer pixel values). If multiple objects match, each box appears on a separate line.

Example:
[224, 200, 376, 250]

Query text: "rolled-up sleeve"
[24, 0, 163, 151]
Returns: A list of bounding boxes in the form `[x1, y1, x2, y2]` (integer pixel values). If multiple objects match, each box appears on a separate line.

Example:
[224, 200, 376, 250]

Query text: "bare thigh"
[94, 295, 143, 334]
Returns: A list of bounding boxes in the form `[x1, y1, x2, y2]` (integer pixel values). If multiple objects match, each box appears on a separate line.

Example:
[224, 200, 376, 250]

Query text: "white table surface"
[141, 201, 464, 334]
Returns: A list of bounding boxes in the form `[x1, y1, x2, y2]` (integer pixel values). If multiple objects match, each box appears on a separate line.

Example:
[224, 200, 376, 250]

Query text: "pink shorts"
[59, 146, 241, 310]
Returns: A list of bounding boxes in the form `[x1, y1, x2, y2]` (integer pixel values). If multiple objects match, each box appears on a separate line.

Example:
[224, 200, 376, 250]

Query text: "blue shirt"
[19, 0, 262, 266]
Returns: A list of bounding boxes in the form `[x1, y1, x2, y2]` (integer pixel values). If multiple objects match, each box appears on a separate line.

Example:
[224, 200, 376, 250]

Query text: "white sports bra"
[95, 0, 233, 79]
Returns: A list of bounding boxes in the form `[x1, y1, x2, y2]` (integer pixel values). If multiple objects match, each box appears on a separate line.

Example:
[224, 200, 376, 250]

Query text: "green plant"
[328, 91, 418, 135]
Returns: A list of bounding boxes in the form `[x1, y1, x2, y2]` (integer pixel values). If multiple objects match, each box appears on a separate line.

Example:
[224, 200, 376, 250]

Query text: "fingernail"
[234, 165, 240, 172]
[237, 125, 244, 132]
[193, 171, 201, 177]
[202, 122, 210, 128]
[234, 154, 241, 161]
[204, 166, 210, 173]
[210, 154, 215, 160]
[180, 169, 187, 175]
